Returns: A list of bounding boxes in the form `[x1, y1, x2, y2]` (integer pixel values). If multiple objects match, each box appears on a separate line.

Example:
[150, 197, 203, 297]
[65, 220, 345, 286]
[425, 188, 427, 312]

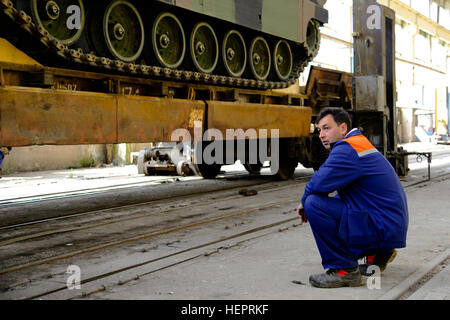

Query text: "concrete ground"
[0, 142, 449, 300]
[82, 175, 450, 300]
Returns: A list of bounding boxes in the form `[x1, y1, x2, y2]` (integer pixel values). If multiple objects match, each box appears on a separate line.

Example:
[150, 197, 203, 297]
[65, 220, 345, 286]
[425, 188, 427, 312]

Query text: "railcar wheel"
[273, 40, 293, 81]
[248, 36, 271, 81]
[275, 157, 297, 180]
[244, 162, 263, 175]
[195, 164, 221, 179]
[190, 22, 219, 73]
[103, 0, 144, 62]
[152, 12, 185, 69]
[222, 30, 246, 77]
[30, 0, 85, 45]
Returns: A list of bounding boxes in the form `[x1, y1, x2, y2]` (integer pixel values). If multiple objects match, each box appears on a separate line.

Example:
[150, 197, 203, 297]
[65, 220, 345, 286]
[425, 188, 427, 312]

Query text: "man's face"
[317, 114, 348, 150]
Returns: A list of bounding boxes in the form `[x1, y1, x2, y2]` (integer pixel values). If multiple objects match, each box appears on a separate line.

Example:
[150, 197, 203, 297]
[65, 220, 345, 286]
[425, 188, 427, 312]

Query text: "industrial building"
[0, 0, 449, 304]
[2, 0, 449, 173]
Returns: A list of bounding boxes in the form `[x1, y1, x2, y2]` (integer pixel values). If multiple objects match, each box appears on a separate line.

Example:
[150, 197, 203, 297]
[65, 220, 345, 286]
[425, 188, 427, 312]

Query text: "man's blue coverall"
[301, 129, 409, 269]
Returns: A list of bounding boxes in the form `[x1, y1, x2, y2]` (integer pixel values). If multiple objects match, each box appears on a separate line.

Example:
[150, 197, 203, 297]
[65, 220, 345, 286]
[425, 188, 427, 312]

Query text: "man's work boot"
[359, 249, 397, 276]
[309, 267, 363, 288]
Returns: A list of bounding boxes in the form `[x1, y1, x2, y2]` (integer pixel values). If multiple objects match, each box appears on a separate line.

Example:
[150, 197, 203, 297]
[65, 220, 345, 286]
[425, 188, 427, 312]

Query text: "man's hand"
[297, 203, 307, 224]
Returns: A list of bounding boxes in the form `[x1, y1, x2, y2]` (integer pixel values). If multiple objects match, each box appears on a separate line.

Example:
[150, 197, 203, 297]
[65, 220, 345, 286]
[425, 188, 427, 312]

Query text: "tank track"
[1, 0, 317, 91]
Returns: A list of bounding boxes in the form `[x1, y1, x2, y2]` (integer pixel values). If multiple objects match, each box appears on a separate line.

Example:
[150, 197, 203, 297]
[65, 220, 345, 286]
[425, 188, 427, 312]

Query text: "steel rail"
[1, 170, 447, 257]
[0, 197, 300, 277]
[0, 171, 302, 231]
[3, 170, 448, 298]
[26, 216, 301, 300]
[0, 171, 257, 208]
[0, 176, 201, 207]
[0, 175, 312, 246]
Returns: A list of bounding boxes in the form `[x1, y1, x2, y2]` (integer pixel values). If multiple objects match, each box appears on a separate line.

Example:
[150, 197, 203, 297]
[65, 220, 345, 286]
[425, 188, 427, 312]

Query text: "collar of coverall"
[329, 128, 361, 150]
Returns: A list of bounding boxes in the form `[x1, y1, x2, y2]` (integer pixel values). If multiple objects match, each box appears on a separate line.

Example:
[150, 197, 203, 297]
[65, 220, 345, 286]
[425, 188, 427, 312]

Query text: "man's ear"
[339, 122, 348, 136]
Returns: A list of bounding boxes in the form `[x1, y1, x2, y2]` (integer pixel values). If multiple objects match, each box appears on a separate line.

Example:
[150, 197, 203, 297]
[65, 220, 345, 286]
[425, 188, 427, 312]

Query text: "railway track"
[3, 151, 448, 230]
[1, 166, 449, 300]
[0, 174, 312, 246]
[0, 176, 201, 208]
[0, 173, 315, 298]
[0, 169, 293, 228]
[0, 170, 308, 230]
[1, 166, 446, 251]
[27, 214, 303, 300]
[0, 170, 259, 209]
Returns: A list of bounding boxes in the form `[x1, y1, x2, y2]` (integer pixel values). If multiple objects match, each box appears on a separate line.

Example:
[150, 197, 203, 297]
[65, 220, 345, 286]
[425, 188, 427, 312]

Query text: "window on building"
[412, 0, 430, 17]
[432, 39, 447, 69]
[413, 84, 425, 107]
[439, 0, 450, 29]
[430, 0, 439, 22]
[396, 19, 414, 60]
[415, 30, 432, 63]
[396, 60, 415, 107]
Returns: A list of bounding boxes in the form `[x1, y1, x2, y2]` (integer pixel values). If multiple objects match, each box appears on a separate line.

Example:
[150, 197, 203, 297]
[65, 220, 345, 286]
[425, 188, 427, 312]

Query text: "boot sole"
[309, 277, 364, 288]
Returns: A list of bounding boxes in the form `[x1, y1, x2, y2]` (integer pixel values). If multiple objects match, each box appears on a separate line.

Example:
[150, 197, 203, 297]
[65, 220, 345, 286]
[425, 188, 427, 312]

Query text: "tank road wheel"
[190, 22, 219, 73]
[152, 12, 185, 69]
[304, 19, 321, 58]
[248, 37, 271, 81]
[273, 40, 293, 81]
[30, 0, 85, 45]
[222, 30, 246, 77]
[103, 0, 144, 62]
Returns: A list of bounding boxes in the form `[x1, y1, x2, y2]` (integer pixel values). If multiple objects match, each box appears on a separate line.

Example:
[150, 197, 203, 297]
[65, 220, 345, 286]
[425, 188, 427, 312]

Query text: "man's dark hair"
[315, 107, 351, 132]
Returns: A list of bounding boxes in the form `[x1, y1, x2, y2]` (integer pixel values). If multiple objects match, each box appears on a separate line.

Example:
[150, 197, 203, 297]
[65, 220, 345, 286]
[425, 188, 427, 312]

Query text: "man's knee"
[303, 194, 323, 219]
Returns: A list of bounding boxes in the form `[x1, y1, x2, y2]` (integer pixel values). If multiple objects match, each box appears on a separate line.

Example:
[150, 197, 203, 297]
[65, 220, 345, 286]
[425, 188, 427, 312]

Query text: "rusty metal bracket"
[390, 151, 432, 180]
[0, 67, 4, 86]
[27, 70, 54, 87]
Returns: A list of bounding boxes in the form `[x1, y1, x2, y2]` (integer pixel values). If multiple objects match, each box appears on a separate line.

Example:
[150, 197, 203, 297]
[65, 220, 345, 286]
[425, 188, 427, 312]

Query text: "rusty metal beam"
[0, 86, 117, 146]
[0, 87, 209, 147]
[206, 101, 312, 139]
[0, 85, 313, 147]
[117, 96, 205, 143]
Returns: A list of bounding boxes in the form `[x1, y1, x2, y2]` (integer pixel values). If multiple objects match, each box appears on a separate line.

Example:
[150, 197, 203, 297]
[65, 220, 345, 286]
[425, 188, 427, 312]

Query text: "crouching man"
[297, 107, 409, 288]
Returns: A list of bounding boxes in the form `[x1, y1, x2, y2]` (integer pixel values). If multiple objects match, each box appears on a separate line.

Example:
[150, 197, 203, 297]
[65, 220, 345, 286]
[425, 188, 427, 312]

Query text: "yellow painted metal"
[206, 101, 312, 139]
[0, 38, 41, 66]
[0, 87, 116, 146]
[0, 86, 310, 147]
[117, 95, 205, 143]
[0, 86, 206, 146]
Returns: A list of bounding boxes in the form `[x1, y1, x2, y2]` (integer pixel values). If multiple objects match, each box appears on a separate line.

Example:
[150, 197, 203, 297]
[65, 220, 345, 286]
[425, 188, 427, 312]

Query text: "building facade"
[300, 0, 450, 143]
[2, 0, 449, 173]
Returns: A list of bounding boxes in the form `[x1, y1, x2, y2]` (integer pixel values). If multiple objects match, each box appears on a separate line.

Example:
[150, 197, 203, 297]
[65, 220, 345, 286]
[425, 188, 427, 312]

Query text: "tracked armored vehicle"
[3, 0, 327, 89]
